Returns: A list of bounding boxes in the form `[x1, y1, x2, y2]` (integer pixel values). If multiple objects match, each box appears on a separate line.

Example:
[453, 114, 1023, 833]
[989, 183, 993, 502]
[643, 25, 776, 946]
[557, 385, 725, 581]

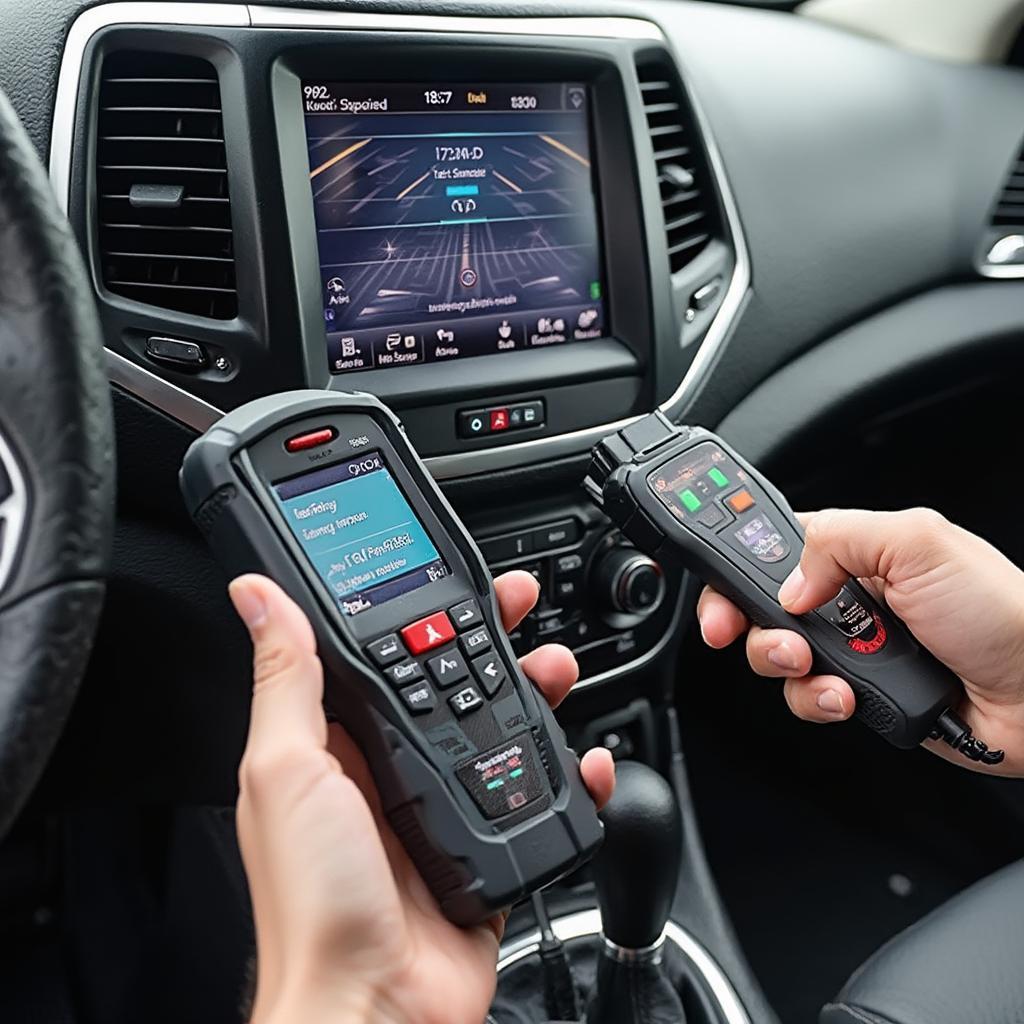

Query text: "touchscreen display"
[301, 82, 608, 374]
[274, 451, 448, 615]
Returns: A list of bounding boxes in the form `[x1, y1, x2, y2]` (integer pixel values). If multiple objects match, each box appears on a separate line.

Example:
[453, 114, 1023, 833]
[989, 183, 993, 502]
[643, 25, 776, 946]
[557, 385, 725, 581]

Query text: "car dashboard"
[1, 1, 1023, 1021]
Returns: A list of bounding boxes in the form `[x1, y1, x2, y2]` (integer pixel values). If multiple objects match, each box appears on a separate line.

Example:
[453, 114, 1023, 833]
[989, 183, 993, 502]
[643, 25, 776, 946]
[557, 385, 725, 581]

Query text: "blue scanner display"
[274, 451, 448, 615]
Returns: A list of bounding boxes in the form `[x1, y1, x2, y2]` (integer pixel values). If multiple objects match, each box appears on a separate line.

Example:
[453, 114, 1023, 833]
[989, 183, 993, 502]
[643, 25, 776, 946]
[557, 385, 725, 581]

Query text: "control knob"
[595, 546, 666, 618]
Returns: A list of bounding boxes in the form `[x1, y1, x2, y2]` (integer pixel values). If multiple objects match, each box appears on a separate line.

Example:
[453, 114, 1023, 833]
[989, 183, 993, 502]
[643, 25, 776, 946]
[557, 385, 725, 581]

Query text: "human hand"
[228, 570, 615, 1024]
[697, 508, 1024, 775]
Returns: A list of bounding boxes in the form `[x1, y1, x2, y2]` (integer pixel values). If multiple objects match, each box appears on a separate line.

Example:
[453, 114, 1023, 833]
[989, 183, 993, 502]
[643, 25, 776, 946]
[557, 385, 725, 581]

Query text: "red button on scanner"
[490, 408, 510, 432]
[401, 611, 456, 656]
[285, 427, 336, 453]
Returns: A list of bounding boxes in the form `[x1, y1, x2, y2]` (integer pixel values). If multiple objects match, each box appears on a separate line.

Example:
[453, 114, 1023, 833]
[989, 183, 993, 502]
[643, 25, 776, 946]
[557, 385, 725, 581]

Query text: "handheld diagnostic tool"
[180, 391, 603, 925]
[585, 413, 1003, 765]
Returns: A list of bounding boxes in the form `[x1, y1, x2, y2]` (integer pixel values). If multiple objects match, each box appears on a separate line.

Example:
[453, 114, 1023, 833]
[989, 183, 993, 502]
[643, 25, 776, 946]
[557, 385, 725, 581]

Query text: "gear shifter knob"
[592, 760, 681, 949]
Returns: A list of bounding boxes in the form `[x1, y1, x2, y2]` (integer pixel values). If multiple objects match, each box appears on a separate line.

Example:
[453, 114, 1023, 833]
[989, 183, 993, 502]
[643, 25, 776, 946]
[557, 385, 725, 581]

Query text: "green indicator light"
[680, 489, 702, 512]
[708, 467, 729, 488]
[589, 280, 602, 300]
[486, 778, 505, 790]
[509, 768, 524, 779]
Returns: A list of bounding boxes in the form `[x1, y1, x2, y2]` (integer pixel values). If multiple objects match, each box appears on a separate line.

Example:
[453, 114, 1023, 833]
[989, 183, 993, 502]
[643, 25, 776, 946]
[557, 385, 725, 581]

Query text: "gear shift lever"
[588, 761, 686, 1024]
[593, 760, 682, 950]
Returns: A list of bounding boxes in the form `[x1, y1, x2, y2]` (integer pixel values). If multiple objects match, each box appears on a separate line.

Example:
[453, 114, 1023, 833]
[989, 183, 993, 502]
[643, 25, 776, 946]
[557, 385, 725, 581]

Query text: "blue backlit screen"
[274, 451, 448, 615]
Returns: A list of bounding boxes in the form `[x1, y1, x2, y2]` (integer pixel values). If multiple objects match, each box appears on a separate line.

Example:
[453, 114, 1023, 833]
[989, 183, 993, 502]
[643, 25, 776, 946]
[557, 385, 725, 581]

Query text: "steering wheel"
[0, 89, 114, 838]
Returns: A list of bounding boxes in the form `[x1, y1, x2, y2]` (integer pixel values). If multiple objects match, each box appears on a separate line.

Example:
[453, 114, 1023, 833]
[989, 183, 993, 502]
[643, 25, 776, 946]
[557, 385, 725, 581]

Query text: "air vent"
[636, 59, 719, 275]
[991, 140, 1024, 227]
[96, 51, 237, 319]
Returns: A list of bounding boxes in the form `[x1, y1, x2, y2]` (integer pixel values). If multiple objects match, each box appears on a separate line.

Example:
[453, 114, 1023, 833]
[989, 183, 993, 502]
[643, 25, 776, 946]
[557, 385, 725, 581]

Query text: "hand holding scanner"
[180, 391, 602, 925]
[585, 413, 1003, 765]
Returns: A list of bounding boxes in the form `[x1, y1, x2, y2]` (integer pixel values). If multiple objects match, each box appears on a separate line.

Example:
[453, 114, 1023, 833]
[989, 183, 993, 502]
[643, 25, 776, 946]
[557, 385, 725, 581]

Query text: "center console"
[53, 5, 745, 693]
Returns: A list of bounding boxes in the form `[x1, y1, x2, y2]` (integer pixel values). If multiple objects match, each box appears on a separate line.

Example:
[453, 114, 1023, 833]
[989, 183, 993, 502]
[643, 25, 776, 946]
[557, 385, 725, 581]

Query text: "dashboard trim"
[107, 348, 222, 431]
[248, 6, 664, 39]
[48, 2, 751, 481]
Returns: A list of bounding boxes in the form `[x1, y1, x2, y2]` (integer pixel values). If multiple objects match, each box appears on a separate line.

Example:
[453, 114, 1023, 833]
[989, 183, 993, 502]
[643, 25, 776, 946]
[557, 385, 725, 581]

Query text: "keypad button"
[478, 531, 533, 563]
[401, 611, 455, 655]
[554, 579, 578, 602]
[532, 519, 580, 552]
[449, 685, 484, 718]
[726, 489, 756, 514]
[517, 400, 544, 429]
[365, 633, 405, 667]
[471, 652, 506, 697]
[536, 612, 567, 639]
[426, 649, 470, 689]
[449, 599, 482, 632]
[384, 660, 423, 688]
[555, 553, 583, 576]
[459, 626, 492, 659]
[399, 681, 437, 716]
[697, 504, 727, 529]
[458, 410, 490, 438]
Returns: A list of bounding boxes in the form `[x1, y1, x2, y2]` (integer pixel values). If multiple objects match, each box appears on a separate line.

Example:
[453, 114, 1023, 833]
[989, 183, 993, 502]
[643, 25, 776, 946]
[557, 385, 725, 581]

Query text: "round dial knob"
[596, 547, 666, 617]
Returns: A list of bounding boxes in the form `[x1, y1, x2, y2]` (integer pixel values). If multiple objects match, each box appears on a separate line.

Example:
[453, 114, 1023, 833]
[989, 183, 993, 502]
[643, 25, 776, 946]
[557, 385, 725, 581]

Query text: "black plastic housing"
[585, 414, 962, 750]
[180, 390, 602, 924]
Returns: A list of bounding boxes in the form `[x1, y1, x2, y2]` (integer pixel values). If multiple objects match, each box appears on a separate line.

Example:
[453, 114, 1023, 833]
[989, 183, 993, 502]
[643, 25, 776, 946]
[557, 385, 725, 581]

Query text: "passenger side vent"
[95, 51, 237, 319]
[991, 140, 1024, 227]
[636, 59, 719, 274]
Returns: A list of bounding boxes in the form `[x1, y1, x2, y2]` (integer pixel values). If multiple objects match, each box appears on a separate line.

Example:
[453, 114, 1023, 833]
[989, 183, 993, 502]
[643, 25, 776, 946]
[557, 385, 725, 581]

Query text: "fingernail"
[777, 566, 806, 609]
[767, 641, 800, 672]
[229, 579, 267, 631]
[816, 688, 845, 717]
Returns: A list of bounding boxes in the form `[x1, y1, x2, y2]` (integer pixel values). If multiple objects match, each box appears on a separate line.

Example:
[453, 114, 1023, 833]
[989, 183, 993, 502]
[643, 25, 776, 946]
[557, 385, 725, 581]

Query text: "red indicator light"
[285, 427, 336, 453]
[490, 408, 510, 432]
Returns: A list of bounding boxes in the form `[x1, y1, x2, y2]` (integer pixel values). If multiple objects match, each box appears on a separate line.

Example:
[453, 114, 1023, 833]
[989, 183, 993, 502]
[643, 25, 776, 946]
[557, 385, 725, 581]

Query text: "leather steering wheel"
[0, 89, 114, 838]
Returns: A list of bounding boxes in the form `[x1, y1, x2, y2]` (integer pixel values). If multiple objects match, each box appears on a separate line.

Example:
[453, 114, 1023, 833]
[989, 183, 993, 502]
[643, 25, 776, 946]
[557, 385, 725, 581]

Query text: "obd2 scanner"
[586, 413, 1003, 766]
[180, 391, 603, 925]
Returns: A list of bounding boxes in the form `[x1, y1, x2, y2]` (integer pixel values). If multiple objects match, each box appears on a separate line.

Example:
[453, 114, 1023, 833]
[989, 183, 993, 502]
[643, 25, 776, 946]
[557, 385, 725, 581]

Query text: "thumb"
[229, 574, 328, 764]
[777, 508, 952, 614]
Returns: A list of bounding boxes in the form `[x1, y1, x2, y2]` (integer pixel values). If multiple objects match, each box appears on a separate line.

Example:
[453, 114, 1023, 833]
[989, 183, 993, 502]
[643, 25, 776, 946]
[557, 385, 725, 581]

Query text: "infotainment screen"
[301, 83, 608, 374]
[274, 451, 449, 615]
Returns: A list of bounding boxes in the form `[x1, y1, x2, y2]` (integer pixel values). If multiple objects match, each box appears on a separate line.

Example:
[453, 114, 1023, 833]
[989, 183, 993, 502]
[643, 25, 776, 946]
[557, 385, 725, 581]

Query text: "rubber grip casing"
[181, 391, 603, 924]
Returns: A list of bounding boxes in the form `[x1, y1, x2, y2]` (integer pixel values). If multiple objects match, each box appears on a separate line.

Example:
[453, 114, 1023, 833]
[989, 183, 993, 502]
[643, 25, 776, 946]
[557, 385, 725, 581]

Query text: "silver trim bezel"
[495, 908, 752, 1024]
[0, 429, 28, 595]
[47, 2, 751, 480]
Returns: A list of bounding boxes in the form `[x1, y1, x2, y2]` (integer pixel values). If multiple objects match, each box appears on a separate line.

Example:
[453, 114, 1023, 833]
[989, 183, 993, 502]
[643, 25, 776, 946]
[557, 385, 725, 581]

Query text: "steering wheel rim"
[0, 88, 114, 838]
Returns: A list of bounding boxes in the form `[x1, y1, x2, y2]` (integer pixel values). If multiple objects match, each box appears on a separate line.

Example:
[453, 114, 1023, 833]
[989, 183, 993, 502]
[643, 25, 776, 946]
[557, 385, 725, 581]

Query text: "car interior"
[1, 0, 1023, 1022]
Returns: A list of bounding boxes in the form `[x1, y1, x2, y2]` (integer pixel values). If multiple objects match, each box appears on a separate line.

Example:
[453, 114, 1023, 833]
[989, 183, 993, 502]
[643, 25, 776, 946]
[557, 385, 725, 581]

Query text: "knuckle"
[902, 507, 948, 545]
[803, 508, 841, 548]
[239, 747, 320, 800]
